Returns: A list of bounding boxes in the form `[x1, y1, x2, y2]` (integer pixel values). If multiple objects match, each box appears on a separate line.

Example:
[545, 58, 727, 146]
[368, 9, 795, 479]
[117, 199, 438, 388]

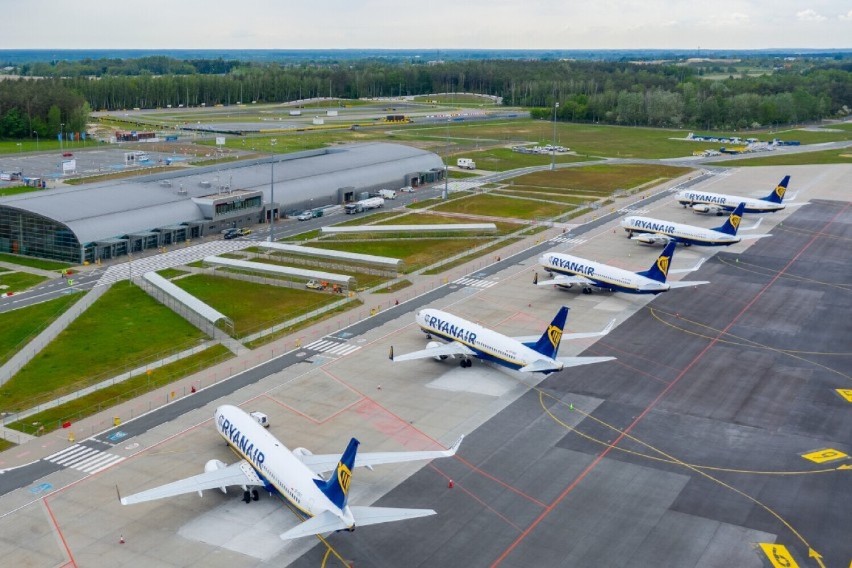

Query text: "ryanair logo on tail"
[656, 255, 670, 276]
[729, 213, 741, 231]
[337, 463, 352, 495]
[547, 324, 563, 348]
[775, 184, 786, 199]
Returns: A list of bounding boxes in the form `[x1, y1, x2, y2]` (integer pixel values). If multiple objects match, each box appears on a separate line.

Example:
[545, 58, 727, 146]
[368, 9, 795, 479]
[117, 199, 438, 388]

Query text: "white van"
[457, 158, 476, 170]
[378, 189, 397, 200]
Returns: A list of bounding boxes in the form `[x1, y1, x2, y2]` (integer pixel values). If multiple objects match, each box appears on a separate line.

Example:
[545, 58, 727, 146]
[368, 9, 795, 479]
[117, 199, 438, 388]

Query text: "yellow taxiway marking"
[759, 543, 801, 568]
[648, 308, 852, 382]
[801, 448, 849, 464]
[717, 256, 852, 293]
[836, 389, 852, 403]
[537, 391, 829, 565]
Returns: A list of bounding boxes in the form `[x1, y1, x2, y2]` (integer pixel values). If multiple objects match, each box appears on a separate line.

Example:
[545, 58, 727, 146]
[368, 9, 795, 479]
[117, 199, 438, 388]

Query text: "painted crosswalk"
[549, 236, 587, 246]
[96, 240, 253, 287]
[453, 277, 498, 289]
[617, 207, 650, 215]
[304, 339, 361, 357]
[44, 444, 125, 475]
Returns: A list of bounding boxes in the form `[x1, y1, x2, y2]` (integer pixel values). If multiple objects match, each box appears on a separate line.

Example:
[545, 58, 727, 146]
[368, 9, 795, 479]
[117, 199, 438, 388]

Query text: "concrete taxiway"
[0, 164, 848, 567]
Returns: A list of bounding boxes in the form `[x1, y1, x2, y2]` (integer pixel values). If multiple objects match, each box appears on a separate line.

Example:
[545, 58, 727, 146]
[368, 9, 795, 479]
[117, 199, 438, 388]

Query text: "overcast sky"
[1, 0, 849, 50]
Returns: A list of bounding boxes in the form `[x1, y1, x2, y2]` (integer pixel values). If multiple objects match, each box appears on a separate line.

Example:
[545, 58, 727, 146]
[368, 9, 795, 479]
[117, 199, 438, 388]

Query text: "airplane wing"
[666, 280, 710, 289]
[279, 506, 435, 540]
[630, 233, 673, 245]
[298, 436, 464, 475]
[513, 319, 615, 344]
[390, 342, 476, 362]
[519, 356, 614, 373]
[534, 274, 590, 287]
[119, 460, 262, 505]
[669, 257, 706, 274]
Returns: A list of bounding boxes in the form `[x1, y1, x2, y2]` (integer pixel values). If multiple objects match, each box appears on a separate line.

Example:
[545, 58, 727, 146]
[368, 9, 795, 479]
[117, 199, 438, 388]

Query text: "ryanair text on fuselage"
[425, 315, 478, 344]
[218, 414, 266, 465]
[548, 257, 595, 276]
[628, 220, 677, 233]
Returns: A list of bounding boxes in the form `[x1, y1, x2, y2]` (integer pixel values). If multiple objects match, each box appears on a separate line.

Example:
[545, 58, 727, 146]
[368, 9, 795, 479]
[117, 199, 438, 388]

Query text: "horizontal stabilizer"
[739, 217, 763, 231]
[515, 319, 615, 345]
[738, 233, 772, 241]
[666, 280, 710, 289]
[279, 510, 349, 540]
[556, 356, 615, 368]
[278, 506, 436, 540]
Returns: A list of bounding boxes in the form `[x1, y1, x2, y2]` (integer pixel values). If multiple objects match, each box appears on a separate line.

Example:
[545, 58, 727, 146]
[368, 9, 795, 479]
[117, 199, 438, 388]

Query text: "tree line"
[1, 57, 849, 139]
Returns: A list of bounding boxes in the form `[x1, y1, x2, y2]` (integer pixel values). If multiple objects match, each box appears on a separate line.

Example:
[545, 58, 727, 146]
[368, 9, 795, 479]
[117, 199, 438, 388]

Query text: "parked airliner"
[676, 175, 795, 214]
[534, 241, 708, 294]
[120, 405, 463, 540]
[621, 202, 771, 247]
[390, 306, 614, 374]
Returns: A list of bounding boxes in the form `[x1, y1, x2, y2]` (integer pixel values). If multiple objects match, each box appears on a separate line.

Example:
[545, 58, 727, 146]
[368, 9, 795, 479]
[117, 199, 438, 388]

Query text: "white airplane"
[534, 241, 708, 294]
[676, 175, 797, 215]
[119, 404, 463, 540]
[621, 202, 771, 247]
[390, 306, 614, 374]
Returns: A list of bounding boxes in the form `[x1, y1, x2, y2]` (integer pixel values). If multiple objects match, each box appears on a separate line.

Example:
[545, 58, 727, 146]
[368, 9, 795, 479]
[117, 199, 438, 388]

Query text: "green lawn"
[309, 237, 502, 273]
[0, 271, 47, 292]
[0, 185, 45, 198]
[427, 193, 574, 220]
[0, 284, 207, 413]
[0, 292, 82, 366]
[715, 148, 852, 166]
[248, 257, 391, 290]
[0, 253, 71, 271]
[156, 267, 190, 279]
[6, 344, 234, 435]
[445, 147, 593, 172]
[173, 274, 346, 337]
[511, 163, 692, 192]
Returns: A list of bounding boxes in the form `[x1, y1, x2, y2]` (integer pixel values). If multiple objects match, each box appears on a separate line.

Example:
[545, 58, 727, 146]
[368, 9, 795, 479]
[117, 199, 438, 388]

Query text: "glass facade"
[0, 206, 82, 264]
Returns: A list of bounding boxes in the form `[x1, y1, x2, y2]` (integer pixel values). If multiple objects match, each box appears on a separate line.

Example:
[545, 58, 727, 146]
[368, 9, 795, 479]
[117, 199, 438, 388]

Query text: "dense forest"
[1, 56, 850, 139]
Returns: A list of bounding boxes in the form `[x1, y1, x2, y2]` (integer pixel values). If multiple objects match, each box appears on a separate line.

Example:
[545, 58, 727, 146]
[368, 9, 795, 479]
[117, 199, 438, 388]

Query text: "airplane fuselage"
[675, 191, 784, 213]
[621, 216, 741, 247]
[539, 253, 669, 294]
[214, 405, 347, 524]
[415, 309, 559, 372]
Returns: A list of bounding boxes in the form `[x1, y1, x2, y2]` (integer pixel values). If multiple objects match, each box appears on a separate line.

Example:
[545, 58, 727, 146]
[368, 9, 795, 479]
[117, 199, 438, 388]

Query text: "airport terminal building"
[0, 143, 445, 264]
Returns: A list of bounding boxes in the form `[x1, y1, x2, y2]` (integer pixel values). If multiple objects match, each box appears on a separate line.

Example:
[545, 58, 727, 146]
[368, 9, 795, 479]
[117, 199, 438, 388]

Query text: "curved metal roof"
[0, 143, 442, 245]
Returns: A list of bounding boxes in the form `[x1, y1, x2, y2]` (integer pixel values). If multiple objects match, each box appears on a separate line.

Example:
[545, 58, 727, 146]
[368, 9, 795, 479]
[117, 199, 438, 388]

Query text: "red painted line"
[490, 203, 850, 567]
[43, 497, 76, 567]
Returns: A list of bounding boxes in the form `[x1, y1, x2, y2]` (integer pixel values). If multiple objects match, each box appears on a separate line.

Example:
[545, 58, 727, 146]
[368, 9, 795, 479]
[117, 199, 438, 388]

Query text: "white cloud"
[839, 9, 852, 20]
[796, 9, 827, 21]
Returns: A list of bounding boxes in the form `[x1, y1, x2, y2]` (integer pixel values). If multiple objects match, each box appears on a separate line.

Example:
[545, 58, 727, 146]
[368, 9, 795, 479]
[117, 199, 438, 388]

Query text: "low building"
[0, 143, 444, 264]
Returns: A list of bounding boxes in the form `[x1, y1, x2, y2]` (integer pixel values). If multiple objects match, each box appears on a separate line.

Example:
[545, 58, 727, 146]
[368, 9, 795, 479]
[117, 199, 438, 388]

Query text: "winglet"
[116, 485, 125, 505]
[446, 435, 464, 457]
[388, 345, 394, 361]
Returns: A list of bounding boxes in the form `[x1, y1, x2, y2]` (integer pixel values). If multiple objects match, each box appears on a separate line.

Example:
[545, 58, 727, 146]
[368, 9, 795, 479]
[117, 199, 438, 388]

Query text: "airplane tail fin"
[531, 307, 569, 359]
[762, 175, 790, 204]
[315, 438, 359, 511]
[714, 202, 746, 235]
[637, 241, 676, 283]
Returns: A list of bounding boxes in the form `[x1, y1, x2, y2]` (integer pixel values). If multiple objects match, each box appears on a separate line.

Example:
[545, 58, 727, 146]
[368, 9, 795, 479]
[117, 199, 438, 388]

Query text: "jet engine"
[203, 459, 228, 495]
[427, 341, 451, 361]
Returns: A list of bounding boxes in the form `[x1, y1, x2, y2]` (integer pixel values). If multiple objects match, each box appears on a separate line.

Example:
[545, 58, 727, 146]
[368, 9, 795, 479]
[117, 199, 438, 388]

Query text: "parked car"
[297, 211, 313, 221]
[223, 228, 240, 240]
[62, 152, 73, 157]
[305, 280, 325, 290]
[238, 227, 252, 236]
[400, 186, 415, 192]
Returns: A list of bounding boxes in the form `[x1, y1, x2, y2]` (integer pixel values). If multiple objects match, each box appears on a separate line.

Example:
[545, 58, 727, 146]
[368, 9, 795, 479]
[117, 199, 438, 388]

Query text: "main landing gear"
[460, 359, 472, 368]
[243, 489, 259, 503]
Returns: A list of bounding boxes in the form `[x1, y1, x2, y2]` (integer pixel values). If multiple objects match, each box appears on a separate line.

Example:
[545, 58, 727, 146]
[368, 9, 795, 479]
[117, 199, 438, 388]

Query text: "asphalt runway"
[289, 198, 852, 567]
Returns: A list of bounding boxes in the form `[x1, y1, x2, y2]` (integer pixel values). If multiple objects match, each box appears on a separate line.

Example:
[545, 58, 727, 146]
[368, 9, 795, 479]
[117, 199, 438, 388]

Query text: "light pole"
[551, 102, 559, 171]
[33, 131, 39, 151]
[268, 151, 276, 242]
[60, 123, 65, 152]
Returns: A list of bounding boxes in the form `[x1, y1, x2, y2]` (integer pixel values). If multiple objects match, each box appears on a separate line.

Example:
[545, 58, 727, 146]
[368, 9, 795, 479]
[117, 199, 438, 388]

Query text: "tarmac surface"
[0, 164, 849, 567]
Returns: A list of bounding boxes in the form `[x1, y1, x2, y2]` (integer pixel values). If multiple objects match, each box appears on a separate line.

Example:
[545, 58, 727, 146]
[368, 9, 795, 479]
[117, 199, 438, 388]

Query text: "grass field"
[156, 267, 190, 279]
[309, 237, 502, 273]
[0, 185, 44, 198]
[0, 253, 71, 270]
[248, 257, 391, 290]
[337, 210, 522, 235]
[0, 284, 207, 413]
[716, 148, 852, 166]
[172, 274, 346, 337]
[0, 271, 46, 292]
[0, 292, 82, 366]
[427, 193, 574, 220]
[6, 344, 234, 435]
[511, 163, 692, 192]
[445, 147, 593, 172]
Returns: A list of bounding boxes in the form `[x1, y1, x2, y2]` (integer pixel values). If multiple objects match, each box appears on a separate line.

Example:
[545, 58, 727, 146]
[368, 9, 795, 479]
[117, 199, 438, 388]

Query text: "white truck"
[360, 197, 385, 210]
[457, 158, 476, 170]
[378, 189, 397, 200]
